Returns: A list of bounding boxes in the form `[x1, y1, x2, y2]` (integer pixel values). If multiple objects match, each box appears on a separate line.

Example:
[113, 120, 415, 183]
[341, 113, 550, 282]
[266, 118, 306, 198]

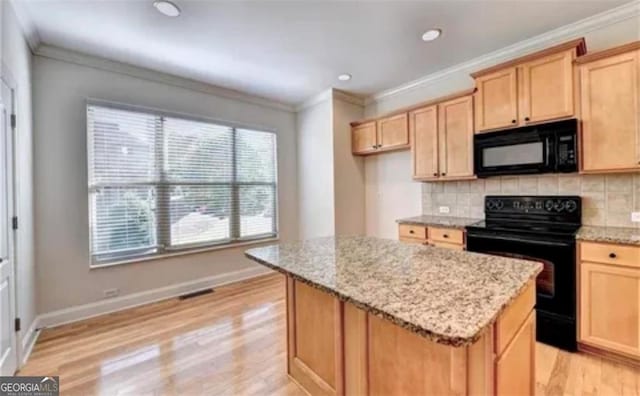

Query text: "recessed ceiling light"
[338, 73, 352, 81]
[421, 29, 442, 42]
[153, 0, 181, 17]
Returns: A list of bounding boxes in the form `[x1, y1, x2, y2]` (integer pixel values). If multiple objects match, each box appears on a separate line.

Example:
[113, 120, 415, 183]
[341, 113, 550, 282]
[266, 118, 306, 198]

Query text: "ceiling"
[18, 0, 630, 105]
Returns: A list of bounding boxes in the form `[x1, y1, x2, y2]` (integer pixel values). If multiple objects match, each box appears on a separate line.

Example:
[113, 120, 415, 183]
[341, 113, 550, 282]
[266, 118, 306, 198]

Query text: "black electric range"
[466, 195, 581, 351]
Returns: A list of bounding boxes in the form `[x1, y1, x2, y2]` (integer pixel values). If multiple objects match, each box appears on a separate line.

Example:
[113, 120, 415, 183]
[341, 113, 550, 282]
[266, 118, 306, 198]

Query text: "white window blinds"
[87, 103, 277, 265]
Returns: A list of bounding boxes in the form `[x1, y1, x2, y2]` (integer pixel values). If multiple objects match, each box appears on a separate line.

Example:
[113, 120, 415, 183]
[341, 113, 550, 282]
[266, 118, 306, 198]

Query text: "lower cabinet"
[286, 276, 536, 396]
[578, 242, 640, 362]
[398, 224, 465, 250]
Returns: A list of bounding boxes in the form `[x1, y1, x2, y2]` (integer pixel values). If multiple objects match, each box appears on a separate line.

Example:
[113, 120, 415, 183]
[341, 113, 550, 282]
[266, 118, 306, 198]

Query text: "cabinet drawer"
[580, 242, 640, 268]
[431, 241, 464, 250]
[428, 227, 463, 245]
[398, 224, 427, 240]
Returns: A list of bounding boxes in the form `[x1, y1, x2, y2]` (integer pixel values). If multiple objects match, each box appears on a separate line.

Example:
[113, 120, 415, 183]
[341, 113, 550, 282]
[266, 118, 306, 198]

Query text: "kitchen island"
[245, 236, 542, 396]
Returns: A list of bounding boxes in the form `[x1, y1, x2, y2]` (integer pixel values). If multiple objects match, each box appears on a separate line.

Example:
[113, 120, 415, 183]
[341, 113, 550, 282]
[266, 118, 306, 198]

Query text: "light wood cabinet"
[351, 114, 409, 156]
[409, 105, 439, 179]
[286, 274, 536, 396]
[472, 39, 585, 133]
[578, 241, 640, 361]
[377, 113, 409, 150]
[474, 67, 518, 131]
[520, 50, 575, 123]
[495, 312, 536, 396]
[438, 96, 474, 179]
[578, 44, 640, 173]
[398, 224, 465, 250]
[411, 94, 474, 181]
[351, 122, 377, 155]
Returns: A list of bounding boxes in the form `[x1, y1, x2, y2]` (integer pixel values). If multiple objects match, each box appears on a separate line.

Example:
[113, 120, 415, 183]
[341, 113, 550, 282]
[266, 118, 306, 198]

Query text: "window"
[87, 103, 277, 265]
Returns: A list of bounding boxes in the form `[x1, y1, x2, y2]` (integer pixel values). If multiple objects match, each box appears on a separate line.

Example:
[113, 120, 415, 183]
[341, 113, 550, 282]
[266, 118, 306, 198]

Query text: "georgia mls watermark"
[0, 377, 59, 396]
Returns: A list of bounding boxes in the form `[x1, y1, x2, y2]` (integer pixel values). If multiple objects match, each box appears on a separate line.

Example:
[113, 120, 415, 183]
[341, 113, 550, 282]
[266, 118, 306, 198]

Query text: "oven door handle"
[468, 233, 571, 247]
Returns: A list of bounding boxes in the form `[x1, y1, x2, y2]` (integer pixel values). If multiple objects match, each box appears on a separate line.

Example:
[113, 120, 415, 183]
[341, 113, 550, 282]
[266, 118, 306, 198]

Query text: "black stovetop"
[466, 195, 582, 239]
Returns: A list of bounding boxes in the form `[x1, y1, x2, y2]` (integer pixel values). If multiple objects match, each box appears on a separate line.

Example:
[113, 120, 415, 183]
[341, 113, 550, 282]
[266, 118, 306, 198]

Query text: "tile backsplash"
[422, 174, 640, 228]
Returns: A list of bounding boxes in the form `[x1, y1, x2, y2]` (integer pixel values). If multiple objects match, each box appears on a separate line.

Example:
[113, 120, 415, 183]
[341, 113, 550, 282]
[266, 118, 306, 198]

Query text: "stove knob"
[554, 200, 565, 212]
[565, 200, 578, 213]
[544, 200, 554, 211]
[496, 200, 504, 210]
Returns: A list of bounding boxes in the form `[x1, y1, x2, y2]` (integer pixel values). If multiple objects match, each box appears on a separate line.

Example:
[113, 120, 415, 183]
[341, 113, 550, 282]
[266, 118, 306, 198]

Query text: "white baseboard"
[20, 318, 40, 367]
[37, 266, 273, 329]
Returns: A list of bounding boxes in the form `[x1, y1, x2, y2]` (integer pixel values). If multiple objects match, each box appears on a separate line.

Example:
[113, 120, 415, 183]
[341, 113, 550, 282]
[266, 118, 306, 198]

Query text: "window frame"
[86, 99, 279, 267]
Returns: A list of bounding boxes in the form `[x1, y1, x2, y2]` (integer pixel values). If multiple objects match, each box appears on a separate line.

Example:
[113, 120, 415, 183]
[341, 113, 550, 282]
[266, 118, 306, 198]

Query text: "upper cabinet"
[520, 50, 575, 123]
[472, 38, 585, 133]
[351, 114, 409, 155]
[351, 121, 377, 154]
[474, 67, 518, 131]
[377, 113, 409, 150]
[411, 92, 475, 181]
[577, 42, 640, 173]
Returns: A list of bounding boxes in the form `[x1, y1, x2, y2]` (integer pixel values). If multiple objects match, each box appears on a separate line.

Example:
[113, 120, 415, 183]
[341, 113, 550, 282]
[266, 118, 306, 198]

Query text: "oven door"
[466, 231, 575, 317]
[474, 129, 554, 177]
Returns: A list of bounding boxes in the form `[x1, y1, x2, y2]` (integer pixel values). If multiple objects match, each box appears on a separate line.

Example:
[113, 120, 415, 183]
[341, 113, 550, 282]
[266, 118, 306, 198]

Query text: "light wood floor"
[20, 274, 640, 395]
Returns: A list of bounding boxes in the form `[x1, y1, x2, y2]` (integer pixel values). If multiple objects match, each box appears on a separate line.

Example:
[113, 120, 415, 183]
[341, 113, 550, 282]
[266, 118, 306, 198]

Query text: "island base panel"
[286, 276, 536, 396]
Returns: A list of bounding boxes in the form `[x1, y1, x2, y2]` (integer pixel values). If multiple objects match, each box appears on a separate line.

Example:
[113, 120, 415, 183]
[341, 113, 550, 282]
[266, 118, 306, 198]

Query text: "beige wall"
[296, 96, 335, 238]
[33, 53, 298, 314]
[2, 0, 37, 357]
[296, 90, 366, 238]
[332, 95, 365, 236]
[363, 12, 640, 238]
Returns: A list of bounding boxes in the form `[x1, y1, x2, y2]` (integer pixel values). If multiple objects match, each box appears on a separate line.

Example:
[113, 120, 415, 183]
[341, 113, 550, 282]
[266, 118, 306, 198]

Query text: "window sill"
[89, 237, 279, 269]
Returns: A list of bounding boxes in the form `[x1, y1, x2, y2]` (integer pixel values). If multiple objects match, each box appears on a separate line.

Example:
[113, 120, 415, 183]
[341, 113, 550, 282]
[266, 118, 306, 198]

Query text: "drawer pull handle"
[443, 234, 449, 238]
[609, 252, 617, 259]
[409, 230, 415, 234]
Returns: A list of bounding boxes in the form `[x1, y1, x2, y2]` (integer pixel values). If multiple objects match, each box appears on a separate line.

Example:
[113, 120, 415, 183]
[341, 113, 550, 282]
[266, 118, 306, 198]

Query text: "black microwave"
[474, 119, 578, 178]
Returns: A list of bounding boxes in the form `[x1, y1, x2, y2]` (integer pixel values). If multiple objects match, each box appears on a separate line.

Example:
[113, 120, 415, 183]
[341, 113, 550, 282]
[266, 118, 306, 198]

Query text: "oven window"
[482, 142, 543, 167]
[537, 258, 555, 298]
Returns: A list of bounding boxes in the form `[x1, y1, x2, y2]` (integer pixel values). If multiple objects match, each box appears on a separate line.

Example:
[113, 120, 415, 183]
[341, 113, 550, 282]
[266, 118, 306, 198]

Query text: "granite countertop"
[396, 215, 482, 229]
[577, 225, 640, 246]
[245, 236, 542, 347]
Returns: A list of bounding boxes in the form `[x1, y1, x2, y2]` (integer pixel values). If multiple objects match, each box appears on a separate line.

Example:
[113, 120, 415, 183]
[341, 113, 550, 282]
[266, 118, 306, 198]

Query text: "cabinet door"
[580, 262, 640, 358]
[377, 113, 409, 150]
[409, 106, 439, 179]
[438, 96, 474, 179]
[520, 50, 575, 124]
[474, 67, 518, 132]
[351, 122, 377, 155]
[495, 312, 535, 396]
[580, 51, 640, 172]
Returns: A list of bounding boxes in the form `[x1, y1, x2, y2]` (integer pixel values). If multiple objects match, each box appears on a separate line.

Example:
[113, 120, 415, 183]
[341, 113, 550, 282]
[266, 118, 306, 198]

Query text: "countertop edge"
[245, 251, 541, 348]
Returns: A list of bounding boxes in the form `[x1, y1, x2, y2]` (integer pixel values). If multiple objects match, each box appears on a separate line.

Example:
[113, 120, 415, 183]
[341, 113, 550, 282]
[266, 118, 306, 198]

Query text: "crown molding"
[295, 88, 364, 112]
[295, 88, 332, 112]
[7, 0, 41, 52]
[35, 45, 296, 113]
[332, 89, 365, 107]
[365, 0, 640, 106]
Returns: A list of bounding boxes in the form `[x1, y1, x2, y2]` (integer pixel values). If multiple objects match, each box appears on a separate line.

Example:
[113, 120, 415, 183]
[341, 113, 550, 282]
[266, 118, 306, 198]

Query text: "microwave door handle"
[545, 138, 551, 166]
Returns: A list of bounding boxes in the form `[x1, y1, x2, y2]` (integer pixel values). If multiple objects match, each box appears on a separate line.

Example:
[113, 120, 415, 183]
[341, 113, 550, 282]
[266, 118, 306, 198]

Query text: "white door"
[0, 81, 17, 376]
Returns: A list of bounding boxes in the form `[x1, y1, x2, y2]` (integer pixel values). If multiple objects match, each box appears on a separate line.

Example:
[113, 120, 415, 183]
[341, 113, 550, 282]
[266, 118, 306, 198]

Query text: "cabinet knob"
[371, 145, 376, 149]
[433, 172, 438, 176]
[609, 252, 617, 259]
[525, 117, 530, 122]
[443, 234, 449, 239]
[409, 230, 415, 234]
[441, 172, 446, 176]
[511, 119, 517, 124]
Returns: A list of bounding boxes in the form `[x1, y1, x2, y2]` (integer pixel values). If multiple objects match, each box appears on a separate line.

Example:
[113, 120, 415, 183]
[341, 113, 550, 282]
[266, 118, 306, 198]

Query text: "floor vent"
[179, 288, 214, 300]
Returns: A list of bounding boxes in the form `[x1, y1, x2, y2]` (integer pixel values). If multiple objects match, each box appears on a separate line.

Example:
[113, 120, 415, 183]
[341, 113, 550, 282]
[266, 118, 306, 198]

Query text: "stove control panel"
[485, 196, 581, 220]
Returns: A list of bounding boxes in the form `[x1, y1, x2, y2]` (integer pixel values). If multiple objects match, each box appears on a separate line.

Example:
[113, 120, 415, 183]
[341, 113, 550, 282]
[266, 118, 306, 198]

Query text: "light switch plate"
[439, 206, 450, 214]
[632, 212, 640, 222]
